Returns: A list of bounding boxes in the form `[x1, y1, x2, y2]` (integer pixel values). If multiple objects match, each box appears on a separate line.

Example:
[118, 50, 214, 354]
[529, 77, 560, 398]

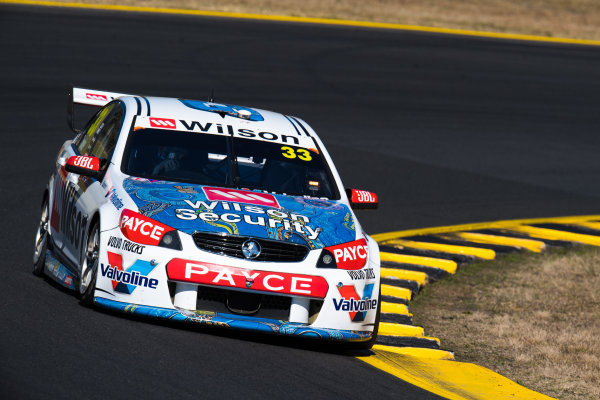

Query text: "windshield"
[122, 127, 339, 199]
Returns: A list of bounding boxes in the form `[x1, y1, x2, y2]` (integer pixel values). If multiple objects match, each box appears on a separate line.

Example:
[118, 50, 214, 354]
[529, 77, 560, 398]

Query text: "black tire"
[79, 220, 99, 307]
[352, 283, 381, 351]
[32, 197, 49, 276]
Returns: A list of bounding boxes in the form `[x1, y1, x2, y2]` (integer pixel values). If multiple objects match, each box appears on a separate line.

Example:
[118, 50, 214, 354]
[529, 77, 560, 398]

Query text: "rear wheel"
[32, 197, 49, 276]
[79, 221, 99, 307]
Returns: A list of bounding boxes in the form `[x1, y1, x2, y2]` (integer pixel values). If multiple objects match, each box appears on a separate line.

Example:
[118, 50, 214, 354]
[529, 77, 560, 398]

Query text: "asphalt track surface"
[1, 4, 600, 399]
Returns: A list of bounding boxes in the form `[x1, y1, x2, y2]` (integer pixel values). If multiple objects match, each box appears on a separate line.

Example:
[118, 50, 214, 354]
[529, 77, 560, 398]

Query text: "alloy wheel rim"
[80, 228, 99, 295]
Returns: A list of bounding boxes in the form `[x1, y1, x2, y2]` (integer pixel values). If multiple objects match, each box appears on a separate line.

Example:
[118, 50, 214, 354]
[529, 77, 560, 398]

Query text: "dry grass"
[410, 246, 600, 400]
[48, 0, 600, 40]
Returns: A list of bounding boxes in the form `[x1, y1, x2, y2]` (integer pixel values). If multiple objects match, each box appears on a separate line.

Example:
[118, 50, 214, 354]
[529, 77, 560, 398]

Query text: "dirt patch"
[49, 0, 600, 41]
[410, 246, 600, 400]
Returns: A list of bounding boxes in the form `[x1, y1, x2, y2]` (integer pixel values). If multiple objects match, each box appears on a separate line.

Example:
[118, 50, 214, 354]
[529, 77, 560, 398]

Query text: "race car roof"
[73, 87, 315, 146]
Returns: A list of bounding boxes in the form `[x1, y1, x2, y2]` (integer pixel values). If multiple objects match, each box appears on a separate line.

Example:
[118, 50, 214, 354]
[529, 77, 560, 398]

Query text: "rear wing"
[72, 87, 132, 107]
[67, 86, 134, 133]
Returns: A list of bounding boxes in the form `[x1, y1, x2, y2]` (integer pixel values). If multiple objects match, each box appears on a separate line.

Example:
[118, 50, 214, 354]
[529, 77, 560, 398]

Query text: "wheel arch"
[79, 211, 101, 267]
[88, 211, 100, 233]
[365, 234, 381, 271]
[79, 210, 101, 306]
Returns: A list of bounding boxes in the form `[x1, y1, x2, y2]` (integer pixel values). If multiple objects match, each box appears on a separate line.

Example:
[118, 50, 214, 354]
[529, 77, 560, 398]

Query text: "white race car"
[33, 87, 381, 347]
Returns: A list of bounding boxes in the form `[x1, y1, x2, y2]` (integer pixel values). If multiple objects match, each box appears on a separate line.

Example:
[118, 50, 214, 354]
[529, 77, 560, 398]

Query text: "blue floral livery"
[123, 178, 356, 249]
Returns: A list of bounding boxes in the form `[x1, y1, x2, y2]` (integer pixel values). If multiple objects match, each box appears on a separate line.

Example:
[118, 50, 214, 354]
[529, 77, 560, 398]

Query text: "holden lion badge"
[241, 240, 261, 259]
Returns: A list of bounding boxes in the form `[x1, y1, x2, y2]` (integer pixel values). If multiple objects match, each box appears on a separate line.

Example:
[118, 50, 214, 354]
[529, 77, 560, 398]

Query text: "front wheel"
[33, 197, 49, 276]
[357, 293, 381, 350]
[79, 221, 99, 307]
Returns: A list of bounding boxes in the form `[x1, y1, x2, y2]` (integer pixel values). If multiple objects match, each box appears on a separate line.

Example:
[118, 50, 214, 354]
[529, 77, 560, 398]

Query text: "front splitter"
[94, 297, 372, 342]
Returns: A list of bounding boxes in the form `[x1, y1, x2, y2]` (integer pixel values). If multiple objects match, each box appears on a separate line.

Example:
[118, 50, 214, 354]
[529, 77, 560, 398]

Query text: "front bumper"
[95, 225, 380, 342]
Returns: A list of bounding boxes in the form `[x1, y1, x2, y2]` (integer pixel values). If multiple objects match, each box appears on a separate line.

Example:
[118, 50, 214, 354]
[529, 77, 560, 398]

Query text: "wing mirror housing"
[346, 188, 378, 210]
[65, 155, 106, 180]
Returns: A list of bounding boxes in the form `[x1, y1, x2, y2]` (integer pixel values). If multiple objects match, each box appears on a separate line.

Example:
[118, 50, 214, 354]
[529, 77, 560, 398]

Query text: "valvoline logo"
[100, 251, 158, 294]
[333, 283, 377, 322]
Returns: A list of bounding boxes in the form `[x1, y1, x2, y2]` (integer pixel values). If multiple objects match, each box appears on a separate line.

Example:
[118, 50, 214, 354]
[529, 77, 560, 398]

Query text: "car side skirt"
[43, 250, 77, 290]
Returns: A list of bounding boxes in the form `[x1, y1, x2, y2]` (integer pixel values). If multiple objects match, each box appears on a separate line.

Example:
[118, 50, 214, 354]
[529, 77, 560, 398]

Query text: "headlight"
[158, 229, 182, 250]
[317, 249, 336, 268]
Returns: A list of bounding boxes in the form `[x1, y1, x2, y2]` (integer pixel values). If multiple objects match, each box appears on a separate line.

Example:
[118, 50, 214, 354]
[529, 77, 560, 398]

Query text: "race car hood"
[122, 178, 356, 249]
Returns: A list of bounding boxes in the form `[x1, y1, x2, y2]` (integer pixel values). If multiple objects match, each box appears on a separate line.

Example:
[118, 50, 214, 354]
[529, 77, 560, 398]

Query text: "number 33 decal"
[281, 146, 312, 161]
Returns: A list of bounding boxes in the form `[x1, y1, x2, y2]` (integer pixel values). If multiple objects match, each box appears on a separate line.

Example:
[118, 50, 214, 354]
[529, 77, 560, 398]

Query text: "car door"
[57, 102, 124, 268]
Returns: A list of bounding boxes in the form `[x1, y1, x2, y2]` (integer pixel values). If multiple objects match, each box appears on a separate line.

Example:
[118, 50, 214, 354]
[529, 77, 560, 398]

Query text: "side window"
[76, 104, 115, 156]
[90, 104, 124, 160]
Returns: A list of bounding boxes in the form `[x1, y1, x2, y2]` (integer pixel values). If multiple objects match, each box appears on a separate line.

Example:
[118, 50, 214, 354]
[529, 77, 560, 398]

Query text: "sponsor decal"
[149, 117, 177, 129]
[120, 209, 175, 246]
[179, 99, 265, 122]
[64, 275, 73, 286]
[100, 251, 158, 294]
[163, 118, 301, 145]
[347, 268, 375, 281]
[50, 169, 66, 232]
[166, 258, 329, 298]
[107, 235, 146, 255]
[174, 185, 197, 194]
[68, 155, 100, 171]
[333, 283, 377, 322]
[175, 200, 321, 240]
[324, 239, 368, 270]
[101, 170, 113, 191]
[86, 92, 107, 101]
[50, 170, 88, 252]
[203, 187, 280, 208]
[108, 189, 124, 210]
[350, 189, 378, 204]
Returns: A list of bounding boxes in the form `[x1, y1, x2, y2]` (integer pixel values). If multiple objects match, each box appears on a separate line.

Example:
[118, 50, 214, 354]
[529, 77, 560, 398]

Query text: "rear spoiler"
[67, 86, 134, 133]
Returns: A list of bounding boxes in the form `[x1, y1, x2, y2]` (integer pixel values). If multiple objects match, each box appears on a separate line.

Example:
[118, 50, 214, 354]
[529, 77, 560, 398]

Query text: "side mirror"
[65, 155, 106, 180]
[346, 188, 378, 210]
